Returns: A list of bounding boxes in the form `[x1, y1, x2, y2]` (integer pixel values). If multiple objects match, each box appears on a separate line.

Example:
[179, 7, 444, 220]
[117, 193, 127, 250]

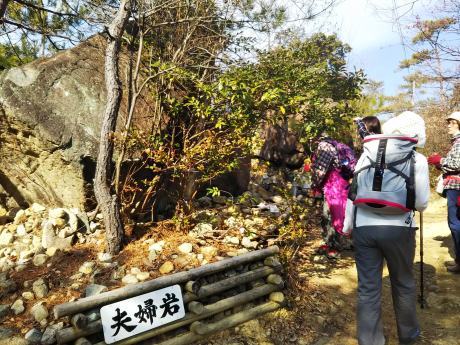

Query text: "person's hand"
[428, 154, 442, 166]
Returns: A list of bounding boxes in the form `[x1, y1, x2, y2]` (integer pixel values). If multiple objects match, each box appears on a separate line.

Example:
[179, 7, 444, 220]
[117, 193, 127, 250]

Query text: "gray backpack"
[348, 134, 417, 214]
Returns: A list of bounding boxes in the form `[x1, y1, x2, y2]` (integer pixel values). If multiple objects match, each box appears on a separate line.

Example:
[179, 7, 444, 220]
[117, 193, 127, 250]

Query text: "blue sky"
[324, 0, 425, 96]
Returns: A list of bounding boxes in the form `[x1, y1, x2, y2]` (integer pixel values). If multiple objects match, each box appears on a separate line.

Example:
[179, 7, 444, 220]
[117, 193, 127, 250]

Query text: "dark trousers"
[353, 226, 420, 345]
[446, 189, 460, 262]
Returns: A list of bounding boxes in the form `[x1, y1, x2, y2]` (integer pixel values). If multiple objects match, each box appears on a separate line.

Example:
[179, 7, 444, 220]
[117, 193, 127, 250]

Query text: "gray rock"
[174, 255, 191, 268]
[31, 302, 48, 322]
[121, 274, 138, 285]
[199, 246, 218, 259]
[74, 338, 92, 345]
[224, 236, 240, 245]
[241, 237, 257, 249]
[16, 224, 27, 236]
[197, 196, 212, 207]
[224, 216, 239, 228]
[97, 252, 112, 263]
[41, 221, 73, 249]
[41, 221, 56, 249]
[212, 195, 227, 205]
[0, 231, 14, 246]
[159, 261, 174, 274]
[40, 326, 57, 345]
[0, 327, 13, 340]
[136, 272, 150, 281]
[11, 299, 24, 315]
[148, 241, 165, 253]
[45, 247, 59, 257]
[0, 279, 16, 298]
[22, 291, 35, 300]
[32, 235, 42, 250]
[178, 243, 193, 254]
[48, 208, 67, 220]
[19, 249, 35, 260]
[30, 203, 46, 213]
[25, 328, 42, 344]
[271, 195, 284, 204]
[85, 284, 107, 297]
[67, 211, 79, 233]
[33, 253, 48, 266]
[0, 304, 9, 319]
[32, 279, 49, 299]
[13, 210, 27, 224]
[190, 223, 213, 238]
[148, 251, 157, 262]
[79, 261, 96, 275]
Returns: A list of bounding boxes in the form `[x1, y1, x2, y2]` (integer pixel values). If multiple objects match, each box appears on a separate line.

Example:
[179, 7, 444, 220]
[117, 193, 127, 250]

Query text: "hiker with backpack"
[311, 134, 357, 258]
[428, 111, 460, 274]
[342, 125, 430, 345]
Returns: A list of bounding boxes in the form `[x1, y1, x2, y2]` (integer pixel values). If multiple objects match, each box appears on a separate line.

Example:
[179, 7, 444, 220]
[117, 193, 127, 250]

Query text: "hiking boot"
[447, 264, 460, 273]
[326, 249, 340, 259]
[315, 244, 329, 255]
[400, 329, 420, 345]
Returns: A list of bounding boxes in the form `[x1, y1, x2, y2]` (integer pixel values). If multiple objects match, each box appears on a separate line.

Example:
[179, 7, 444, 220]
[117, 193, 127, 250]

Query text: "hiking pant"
[353, 226, 420, 345]
[446, 189, 460, 262]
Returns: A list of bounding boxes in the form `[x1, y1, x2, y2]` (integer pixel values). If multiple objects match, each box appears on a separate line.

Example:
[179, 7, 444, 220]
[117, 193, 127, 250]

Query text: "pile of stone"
[0, 203, 103, 273]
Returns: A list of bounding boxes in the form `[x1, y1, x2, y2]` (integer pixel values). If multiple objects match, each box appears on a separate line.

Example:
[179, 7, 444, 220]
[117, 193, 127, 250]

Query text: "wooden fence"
[53, 246, 285, 345]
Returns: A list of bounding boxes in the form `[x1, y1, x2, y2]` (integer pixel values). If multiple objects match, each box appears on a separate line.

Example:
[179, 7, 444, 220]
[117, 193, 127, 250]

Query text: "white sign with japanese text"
[100, 284, 185, 344]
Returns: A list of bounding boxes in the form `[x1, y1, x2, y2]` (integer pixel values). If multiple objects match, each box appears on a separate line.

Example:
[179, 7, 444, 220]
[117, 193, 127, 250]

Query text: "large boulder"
[0, 36, 109, 209]
[259, 124, 305, 168]
[0, 35, 250, 211]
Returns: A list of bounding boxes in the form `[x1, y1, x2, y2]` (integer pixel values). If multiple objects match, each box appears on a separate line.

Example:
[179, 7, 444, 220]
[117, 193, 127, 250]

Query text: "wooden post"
[54, 246, 279, 318]
[185, 281, 199, 294]
[197, 265, 280, 298]
[71, 313, 89, 329]
[187, 301, 204, 315]
[157, 301, 283, 345]
[56, 320, 102, 344]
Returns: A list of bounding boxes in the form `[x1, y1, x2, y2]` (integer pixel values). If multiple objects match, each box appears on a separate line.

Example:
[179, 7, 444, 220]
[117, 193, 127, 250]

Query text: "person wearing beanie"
[428, 111, 460, 273]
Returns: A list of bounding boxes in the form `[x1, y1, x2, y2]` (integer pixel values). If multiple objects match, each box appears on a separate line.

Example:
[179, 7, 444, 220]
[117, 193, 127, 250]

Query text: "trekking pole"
[419, 211, 425, 309]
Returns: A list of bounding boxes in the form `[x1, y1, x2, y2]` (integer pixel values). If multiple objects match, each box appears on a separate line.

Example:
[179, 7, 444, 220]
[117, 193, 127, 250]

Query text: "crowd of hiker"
[304, 109, 460, 345]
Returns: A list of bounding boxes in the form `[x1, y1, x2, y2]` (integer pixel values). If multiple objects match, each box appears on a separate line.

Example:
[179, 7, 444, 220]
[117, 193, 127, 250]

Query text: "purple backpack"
[326, 139, 357, 180]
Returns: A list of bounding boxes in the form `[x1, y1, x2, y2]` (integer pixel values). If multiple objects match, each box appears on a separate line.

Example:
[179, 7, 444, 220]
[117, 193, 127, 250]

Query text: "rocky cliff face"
[0, 36, 108, 209]
[0, 35, 250, 212]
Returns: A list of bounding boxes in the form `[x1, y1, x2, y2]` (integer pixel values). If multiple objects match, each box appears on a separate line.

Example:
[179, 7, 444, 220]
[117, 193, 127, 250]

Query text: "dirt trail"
[308, 196, 460, 345]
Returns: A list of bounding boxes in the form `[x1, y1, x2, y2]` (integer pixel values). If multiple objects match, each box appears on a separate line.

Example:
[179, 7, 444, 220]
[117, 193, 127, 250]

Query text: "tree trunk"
[0, 0, 9, 21]
[94, 0, 130, 255]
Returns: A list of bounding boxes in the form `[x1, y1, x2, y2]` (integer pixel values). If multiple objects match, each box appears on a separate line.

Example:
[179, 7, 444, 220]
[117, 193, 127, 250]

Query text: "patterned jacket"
[441, 133, 460, 190]
[355, 118, 371, 139]
[311, 139, 339, 190]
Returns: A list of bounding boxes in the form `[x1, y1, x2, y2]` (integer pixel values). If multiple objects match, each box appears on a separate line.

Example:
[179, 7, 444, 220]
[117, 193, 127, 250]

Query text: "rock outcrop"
[0, 36, 109, 208]
[0, 35, 249, 212]
[259, 124, 305, 169]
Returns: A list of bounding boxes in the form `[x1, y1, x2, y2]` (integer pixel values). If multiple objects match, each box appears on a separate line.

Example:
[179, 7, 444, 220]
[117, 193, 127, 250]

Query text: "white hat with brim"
[446, 111, 460, 122]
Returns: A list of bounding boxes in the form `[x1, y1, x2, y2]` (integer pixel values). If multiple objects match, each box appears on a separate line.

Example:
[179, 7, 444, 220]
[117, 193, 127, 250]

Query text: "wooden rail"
[53, 246, 285, 345]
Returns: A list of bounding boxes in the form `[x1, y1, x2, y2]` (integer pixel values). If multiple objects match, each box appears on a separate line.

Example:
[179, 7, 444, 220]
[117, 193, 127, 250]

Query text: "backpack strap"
[406, 153, 416, 210]
[384, 152, 416, 210]
[386, 151, 414, 168]
[372, 139, 388, 192]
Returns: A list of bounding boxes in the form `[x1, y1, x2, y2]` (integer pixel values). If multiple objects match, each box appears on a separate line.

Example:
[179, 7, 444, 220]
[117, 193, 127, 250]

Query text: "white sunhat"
[446, 111, 460, 122]
[382, 110, 426, 148]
